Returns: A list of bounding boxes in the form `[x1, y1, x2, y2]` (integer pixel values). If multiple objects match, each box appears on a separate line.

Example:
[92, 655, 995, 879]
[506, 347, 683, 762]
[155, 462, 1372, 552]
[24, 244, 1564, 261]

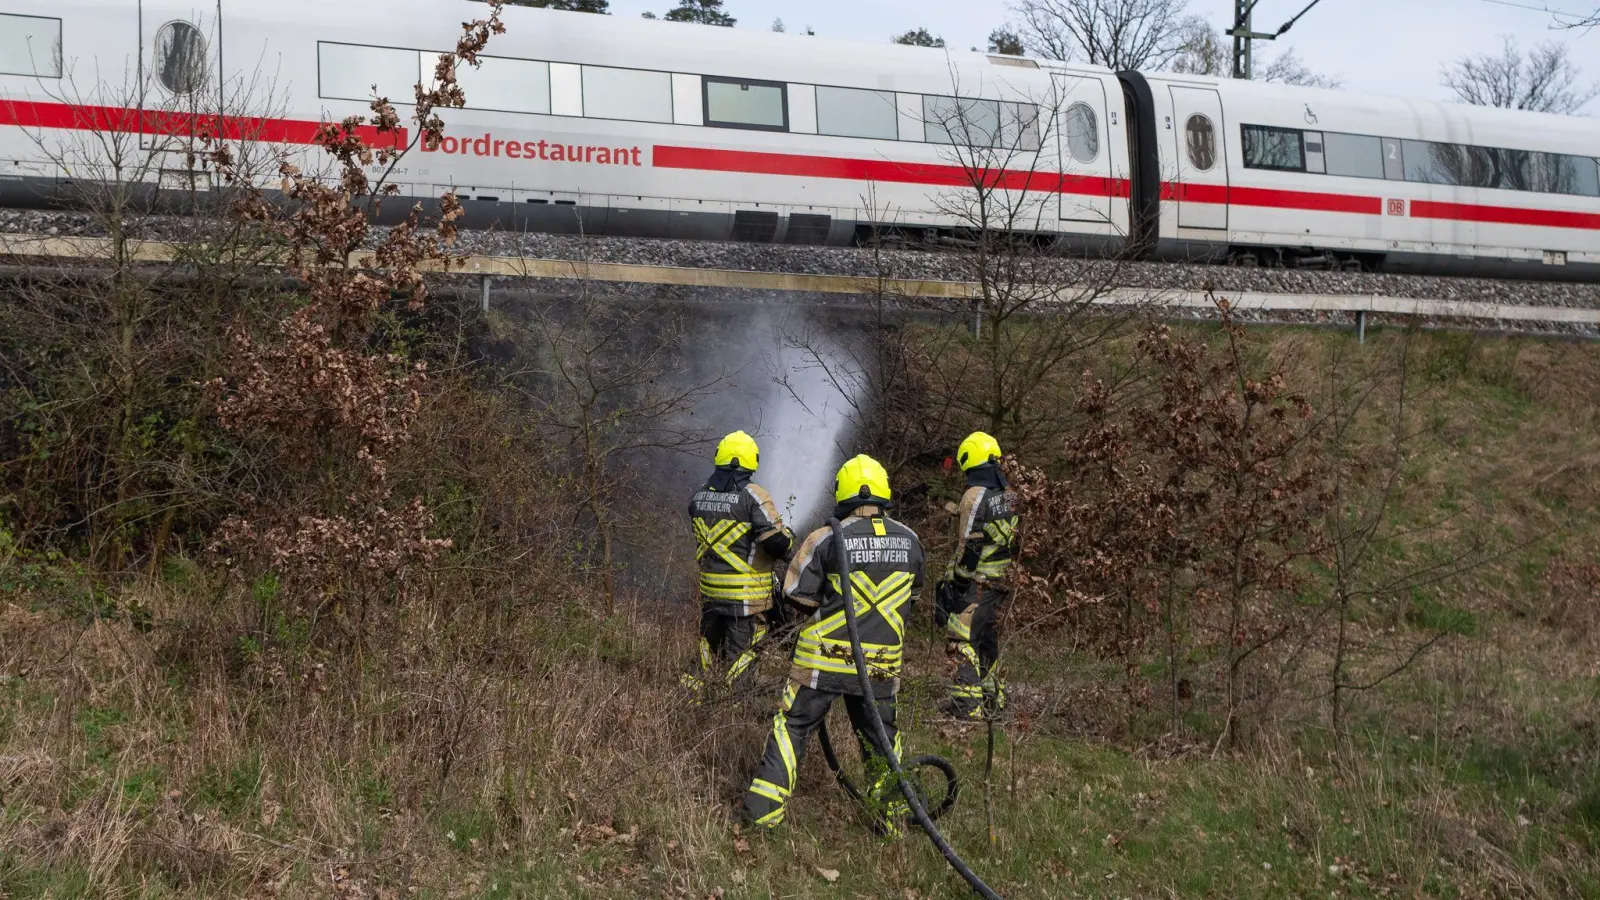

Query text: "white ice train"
[2, 0, 1599, 280]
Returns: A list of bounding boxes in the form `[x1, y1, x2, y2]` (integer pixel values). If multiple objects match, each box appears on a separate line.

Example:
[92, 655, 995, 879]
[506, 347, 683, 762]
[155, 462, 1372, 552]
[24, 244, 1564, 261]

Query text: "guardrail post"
[1356, 310, 1367, 345]
[479, 274, 491, 312]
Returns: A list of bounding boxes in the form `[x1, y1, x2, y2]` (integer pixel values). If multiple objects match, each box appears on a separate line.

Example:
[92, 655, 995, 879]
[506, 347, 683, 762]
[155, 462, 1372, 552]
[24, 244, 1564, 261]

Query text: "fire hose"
[824, 516, 1004, 900]
[815, 722, 959, 821]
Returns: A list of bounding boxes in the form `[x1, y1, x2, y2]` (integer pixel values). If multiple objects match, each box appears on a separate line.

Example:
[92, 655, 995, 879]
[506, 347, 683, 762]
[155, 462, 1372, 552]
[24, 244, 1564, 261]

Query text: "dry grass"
[0, 576, 789, 897]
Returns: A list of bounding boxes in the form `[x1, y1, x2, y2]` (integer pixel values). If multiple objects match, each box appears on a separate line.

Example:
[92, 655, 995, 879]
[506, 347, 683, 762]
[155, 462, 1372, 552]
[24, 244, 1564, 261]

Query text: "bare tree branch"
[1442, 36, 1599, 114]
[1553, 5, 1599, 29]
[1011, 0, 1202, 69]
[1256, 47, 1343, 89]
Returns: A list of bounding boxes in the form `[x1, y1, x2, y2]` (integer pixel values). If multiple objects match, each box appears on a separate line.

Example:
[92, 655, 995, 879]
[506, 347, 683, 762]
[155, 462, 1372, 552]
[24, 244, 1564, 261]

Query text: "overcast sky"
[604, 0, 1599, 112]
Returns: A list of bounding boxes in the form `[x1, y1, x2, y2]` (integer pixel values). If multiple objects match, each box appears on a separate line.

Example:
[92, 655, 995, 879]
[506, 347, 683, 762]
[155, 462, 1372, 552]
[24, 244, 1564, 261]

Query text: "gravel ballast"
[5, 208, 1598, 315]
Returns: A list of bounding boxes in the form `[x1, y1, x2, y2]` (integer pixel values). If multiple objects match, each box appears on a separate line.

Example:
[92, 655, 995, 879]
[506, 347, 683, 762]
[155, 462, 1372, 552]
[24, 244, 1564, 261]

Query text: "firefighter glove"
[934, 580, 963, 626]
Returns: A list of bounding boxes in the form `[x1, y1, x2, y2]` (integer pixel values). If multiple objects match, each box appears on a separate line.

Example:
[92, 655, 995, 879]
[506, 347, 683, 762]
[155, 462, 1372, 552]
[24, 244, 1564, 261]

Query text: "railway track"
[4, 231, 1599, 331]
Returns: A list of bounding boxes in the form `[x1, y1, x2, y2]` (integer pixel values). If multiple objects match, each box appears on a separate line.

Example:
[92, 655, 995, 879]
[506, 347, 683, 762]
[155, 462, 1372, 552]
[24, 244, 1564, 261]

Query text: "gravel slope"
[5, 208, 1598, 311]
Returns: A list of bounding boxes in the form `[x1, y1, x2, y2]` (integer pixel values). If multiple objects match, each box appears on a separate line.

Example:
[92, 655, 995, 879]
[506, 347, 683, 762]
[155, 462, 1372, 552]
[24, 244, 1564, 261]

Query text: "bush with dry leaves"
[205, 4, 506, 641]
[1012, 300, 1330, 741]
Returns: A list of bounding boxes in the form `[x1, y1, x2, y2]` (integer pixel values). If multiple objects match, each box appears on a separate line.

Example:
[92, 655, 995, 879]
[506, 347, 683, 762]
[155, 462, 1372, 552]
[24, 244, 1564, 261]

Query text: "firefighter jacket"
[945, 464, 1019, 589]
[783, 505, 926, 698]
[690, 467, 794, 616]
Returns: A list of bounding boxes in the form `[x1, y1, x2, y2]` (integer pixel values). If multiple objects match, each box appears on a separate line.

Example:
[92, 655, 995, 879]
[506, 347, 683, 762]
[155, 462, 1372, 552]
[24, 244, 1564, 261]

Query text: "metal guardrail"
[5, 232, 1598, 327]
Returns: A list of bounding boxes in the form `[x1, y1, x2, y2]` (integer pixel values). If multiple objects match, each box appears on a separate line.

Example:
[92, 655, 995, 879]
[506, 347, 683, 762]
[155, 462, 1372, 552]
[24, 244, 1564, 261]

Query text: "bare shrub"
[507, 272, 724, 617]
[886, 70, 1151, 464]
[206, 5, 507, 643]
[1013, 301, 1330, 741]
[0, 66, 292, 578]
[1012, 312, 1517, 744]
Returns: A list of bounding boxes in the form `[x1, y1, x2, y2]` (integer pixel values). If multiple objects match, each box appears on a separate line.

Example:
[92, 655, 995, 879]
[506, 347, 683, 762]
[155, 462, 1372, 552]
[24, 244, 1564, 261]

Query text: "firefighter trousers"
[743, 682, 907, 831]
[945, 584, 1008, 719]
[681, 607, 768, 699]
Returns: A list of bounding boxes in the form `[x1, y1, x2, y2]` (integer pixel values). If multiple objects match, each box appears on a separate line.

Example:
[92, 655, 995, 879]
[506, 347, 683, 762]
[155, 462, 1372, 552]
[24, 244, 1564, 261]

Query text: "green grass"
[439, 804, 497, 847]
[1406, 592, 1479, 636]
[0, 861, 96, 900]
[192, 751, 262, 818]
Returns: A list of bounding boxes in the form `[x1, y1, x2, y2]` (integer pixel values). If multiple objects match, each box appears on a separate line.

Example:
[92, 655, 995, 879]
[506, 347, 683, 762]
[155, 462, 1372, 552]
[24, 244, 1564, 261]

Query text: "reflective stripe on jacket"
[690, 481, 790, 615]
[783, 508, 925, 697]
[947, 485, 1019, 585]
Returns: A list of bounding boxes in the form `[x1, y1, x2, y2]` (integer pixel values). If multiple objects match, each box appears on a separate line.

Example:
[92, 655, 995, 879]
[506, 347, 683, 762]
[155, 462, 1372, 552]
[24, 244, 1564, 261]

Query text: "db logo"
[1386, 199, 1406, 216]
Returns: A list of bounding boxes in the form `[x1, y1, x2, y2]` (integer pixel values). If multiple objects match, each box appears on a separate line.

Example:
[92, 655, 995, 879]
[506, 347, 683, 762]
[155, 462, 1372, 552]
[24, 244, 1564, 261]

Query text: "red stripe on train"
[0, 99, 405, 147]
[1162, 181, 1384, 215]
[1410, 199, 1600, 232]
[653, 144, 1132, 198]
[6, 100, 1596, 233]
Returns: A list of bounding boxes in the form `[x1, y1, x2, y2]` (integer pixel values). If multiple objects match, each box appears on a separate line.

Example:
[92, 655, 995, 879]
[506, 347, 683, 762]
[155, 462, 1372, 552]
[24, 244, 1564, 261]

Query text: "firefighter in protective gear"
[935, 432, 1020, 720]
[683, 431, 795, 698]
[743, 455, 927, 834]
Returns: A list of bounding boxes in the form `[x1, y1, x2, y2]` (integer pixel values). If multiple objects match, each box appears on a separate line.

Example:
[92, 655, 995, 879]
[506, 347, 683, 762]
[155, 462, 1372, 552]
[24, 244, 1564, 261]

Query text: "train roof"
[477, 1, 1103, 87]
[1145, 71, 1600, 151]
[124, 0, 1600, 156]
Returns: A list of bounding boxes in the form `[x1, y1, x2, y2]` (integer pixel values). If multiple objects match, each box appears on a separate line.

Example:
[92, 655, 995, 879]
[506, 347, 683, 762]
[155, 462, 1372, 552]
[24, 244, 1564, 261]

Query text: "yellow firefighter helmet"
[957, 432, 1003, 471]
[714, 431, 760, 470]
[834, 454, 892, 504]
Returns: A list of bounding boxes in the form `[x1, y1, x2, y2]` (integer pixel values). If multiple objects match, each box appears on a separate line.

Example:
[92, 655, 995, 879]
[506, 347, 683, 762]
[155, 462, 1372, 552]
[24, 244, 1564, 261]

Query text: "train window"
[1322, 133, 1383, 179]
[1241, 125, 1304, 171]
[1381, 138, 1403, 180]
[924, 95, 1002, 148]
[704, 77, 788, 131]
[1438, 147, 1600, 196]
[1570, 156, 1599, 198]
[1303, 131, 1326, 174]
[1422, 142, 1529, 190]
[1002, 102, 1042, 153]
[1401, 140, 1468, 186]
[1530, 152, 1600, 197]
[1064, 103, 1099, 162]
[0, 14, 61, 78]
[1363, 139, 1600, 197]
[815, 86, 899, 140]
[455, 56, 551, 115]
[1460, 145, 1501, 189]
[1527, 152, 1567, 195]
[582, 66, 673, 123]
[1484, 148, 1533, 191]
[319, 43, 421, 104]
[155, 21, 207, 94]
[1184, 114, 1215, 171]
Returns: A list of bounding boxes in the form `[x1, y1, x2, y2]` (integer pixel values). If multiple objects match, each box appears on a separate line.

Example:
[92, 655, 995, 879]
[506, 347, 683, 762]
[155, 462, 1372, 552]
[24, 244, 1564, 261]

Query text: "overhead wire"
[1475, 0, 1590, 16]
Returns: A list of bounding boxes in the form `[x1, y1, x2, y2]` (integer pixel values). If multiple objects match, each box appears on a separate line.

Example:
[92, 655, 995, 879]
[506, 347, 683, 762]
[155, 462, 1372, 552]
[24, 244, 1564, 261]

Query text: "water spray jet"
[752, 325, 854, 532]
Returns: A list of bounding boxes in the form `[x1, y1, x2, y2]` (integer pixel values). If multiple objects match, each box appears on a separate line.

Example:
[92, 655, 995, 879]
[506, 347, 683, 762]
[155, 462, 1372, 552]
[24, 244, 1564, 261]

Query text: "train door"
[1053, 73, 1113, 224]
[1167, 85, 1227, 231]
[138, 2, 223, 157]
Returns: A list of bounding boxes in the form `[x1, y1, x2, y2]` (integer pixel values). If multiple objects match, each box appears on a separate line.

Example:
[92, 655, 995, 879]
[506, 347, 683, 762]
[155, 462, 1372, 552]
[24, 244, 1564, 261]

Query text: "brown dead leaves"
[1013, 299, 1332, 733]
[206, 6, 504, 622]
[574, 822, 639, 847]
